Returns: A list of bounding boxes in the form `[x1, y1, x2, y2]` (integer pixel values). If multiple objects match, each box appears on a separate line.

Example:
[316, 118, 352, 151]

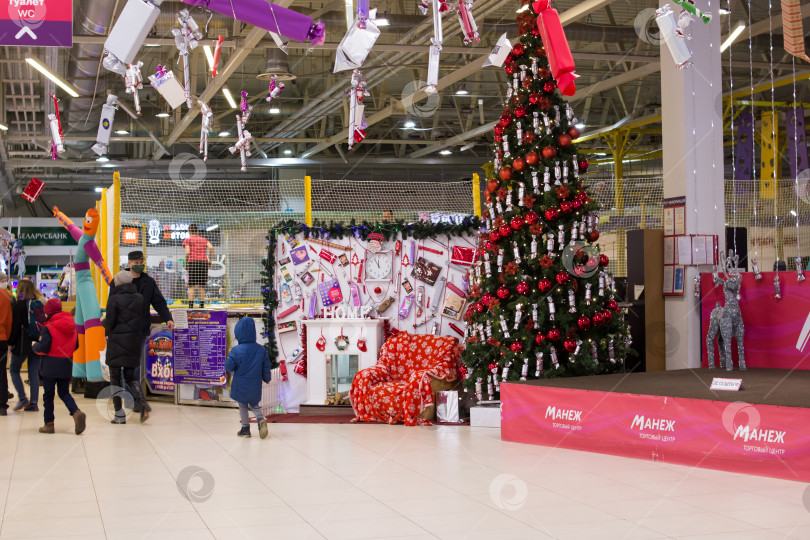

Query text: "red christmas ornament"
[555, 271, 570, 285]
[504, 63, 516, 76]
[516, 281, 529, 294]
[599, 254, 610, 267]
[607, 299, 619, 312]
[499, 224, 511, 237]
[504, 52, 515, 65]
[497, 286, 511, 300]
[602, 309, 613, 323]
[523, 131, 536, 145]
[589, 230, 600, 242]
[539, 66, 550, 78]
[579, 158, 589, 172]
[494, 134, 503, 144]
[489, 230, 500, 242]
[474, 302, 484, 313]
[560, 201, 573, 214]
[544, 207, 559, 221]
[514, 106, 527, 118]
[481, 293, 493, 305]
[484, 241, 494, 252]
[568, 126, 581, 139]
[542, 146, 556, 159]
[543, 81, 556, 93]
[512, 42, 525, 56]
[563, 338, 577, 353]
[510, 341, 524, 353]
[525, 151, 540, 166]
[494, 125, 505, 136]
[577, 315, 591, 331]
[499, 167, 513, 182]
[488, 362, 499, 372]
[500, 114, 512, 128]
[547, 328, 561, 341]
[558, 134, 572, 147]
[572, 197, 584, 210]
[538, 278, 552, 293]
[528, 93, 541, 105]
[592, 312, 604, 327]
[510, 216, 525, 230]
[512, 157, 526, 172]
[525, 210, 539, 224]
[535, 333, 545, 345]
[522, 77, 533, 90]
[487, 178, 499, 193]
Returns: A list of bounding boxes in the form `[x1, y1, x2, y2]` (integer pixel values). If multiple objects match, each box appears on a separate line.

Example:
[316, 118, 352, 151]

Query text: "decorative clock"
[365, 251, 393, 281]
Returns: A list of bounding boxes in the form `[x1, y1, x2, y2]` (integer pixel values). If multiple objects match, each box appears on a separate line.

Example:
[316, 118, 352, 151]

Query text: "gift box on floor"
[436, 390, 461, 423]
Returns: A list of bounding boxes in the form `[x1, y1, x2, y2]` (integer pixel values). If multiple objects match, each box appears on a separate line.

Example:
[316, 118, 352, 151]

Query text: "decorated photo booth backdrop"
[273, 227, 477, 375]
[700, 271, 810, 370]
[118, 177, 476, 307]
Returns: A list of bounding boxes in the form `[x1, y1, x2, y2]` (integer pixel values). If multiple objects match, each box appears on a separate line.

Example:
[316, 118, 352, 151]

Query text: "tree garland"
[262, 218, 482, 368]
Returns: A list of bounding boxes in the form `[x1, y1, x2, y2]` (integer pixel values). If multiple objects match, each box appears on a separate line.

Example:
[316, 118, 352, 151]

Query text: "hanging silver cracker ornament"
[774, 274, 782, 300]
[591, 341, 599, 364]
[751, 257, 762, 280]
[497, 248, 504, 272]
[557, 224, 565, 247]
[499, 314, 510, 339]
[502, 361, 512, 381]
[554, 161, 562, 185]
[585, 283, 592, 304]
[568, 289, 576, 312]
[505, 188, 514, 211]
[512, 241, 522, 264]
[543, 169, 552, 191]
[475, 377, 483, 401]
[796, 257, 805, 282]
[532, 303, 539, 323]
[547, 296, 556, 321]
[705, 252, 747, 371]
[521, 358, 529, 380]
[532, 171, 540, 193]
[535, 352, 544, 377]
[518, 183, 525, 204]
[547, 233, 555, 253]
[513, 304, 523, 330]
[609, 338, 616, 363]
[533, 112, 541, 134]
[486, 320, 492, 340]
[487, 375, 495, 399]
[531, 235, 538, 257]
[550, 346, 560, 369]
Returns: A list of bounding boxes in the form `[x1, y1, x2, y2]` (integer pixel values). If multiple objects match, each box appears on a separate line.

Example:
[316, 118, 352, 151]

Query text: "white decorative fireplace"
[303, 319, 385, 405]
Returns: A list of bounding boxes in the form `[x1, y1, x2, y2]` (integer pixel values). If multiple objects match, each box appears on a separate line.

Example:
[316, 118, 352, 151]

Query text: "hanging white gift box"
[148, 70, 187, 109]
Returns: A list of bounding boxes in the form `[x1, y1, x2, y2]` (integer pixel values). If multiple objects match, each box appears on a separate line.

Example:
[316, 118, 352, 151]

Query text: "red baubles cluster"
[589, 230, 600, 242]
[496, 286, 510, 300]
[563, 338, 577, 353]
[577, 315, 591, 331]
[592, 312, 604, 327]
[481, 293, 492, 305]
[510, 216, 524, 230]
[601, 309, 613, 324]
[535, 332, 545, 345]
[579, 158, 589, 172]
[510, 341, 524, 353]
[500, 114, 512, 127]
[538, 278, 552, 293]
[514, 106, 527, 118]
[543, 81, 556, 93]
[555, 271, 570, 285]
[528, 92, 541, 105]
[499, 224, 511, 237]
[544, 207, 559, 221]
[525, 210, 539, 224]
[516, 281, 529, 295]
[512, 42, 525, 57]
[560, 201, 573, 214]
[607, 299, 620, 312]
[547, 328, 561, 341]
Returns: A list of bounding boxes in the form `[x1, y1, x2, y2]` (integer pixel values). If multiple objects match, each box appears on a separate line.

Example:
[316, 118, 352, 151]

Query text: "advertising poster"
[173, 311, 228, 386]
[145, 329, 175, 395]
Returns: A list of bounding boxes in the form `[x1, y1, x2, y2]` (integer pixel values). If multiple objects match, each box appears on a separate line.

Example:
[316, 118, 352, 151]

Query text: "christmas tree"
[460, 1, 633, 399]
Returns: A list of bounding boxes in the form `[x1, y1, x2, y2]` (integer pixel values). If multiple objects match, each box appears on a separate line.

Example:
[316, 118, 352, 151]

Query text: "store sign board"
[709, 378, 744, 391]
[173, 310, 228, 386]
[16, 226, 73, 246]
[145, 329, 174, 395]
[121, 228, 139, 244]
[136, 220, 220, 247]
[0, 0, 73, 47]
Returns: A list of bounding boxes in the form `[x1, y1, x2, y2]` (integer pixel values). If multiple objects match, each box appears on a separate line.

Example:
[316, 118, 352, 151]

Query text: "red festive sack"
[533, 0, 579, 96]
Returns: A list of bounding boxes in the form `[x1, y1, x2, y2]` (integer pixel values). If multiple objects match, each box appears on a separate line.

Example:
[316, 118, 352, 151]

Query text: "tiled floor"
[1, 397, 809, 539]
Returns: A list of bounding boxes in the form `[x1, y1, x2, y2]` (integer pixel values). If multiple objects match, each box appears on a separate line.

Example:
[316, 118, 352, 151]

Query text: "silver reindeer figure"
[705, 251, 746, 371]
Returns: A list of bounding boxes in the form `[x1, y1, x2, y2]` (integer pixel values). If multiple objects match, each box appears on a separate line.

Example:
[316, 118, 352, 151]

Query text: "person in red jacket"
[33, 298, 86, 435]
[0, 272, 13, 416]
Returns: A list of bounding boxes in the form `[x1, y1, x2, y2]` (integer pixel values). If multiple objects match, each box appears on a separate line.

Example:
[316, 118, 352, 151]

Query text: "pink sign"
[502, 383, 810, 482]
[700, 271, 810, 369]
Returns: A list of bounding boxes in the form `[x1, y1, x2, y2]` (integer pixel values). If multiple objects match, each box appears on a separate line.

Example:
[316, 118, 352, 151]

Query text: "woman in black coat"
[105, 271, 149, 424]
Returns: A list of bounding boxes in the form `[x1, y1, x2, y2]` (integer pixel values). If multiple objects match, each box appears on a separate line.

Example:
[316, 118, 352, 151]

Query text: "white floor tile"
[1, 394, 808, 540]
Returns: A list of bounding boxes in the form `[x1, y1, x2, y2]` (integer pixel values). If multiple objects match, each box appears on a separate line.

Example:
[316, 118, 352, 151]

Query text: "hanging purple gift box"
[181, 0, 325, 45]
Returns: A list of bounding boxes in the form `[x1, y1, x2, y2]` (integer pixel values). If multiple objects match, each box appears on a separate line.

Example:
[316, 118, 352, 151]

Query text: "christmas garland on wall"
[261, 217, 482, 368]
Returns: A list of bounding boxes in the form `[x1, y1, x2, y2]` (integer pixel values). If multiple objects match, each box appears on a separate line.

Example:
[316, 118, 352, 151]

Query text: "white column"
[660, 5, 725, 369]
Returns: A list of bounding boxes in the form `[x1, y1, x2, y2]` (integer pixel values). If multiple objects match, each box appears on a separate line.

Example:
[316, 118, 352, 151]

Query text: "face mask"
[131, 265, 145, 274]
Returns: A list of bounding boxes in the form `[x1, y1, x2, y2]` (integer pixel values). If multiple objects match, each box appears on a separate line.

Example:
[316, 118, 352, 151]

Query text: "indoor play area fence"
[116, 176, 479, 306]
[586, 175, 810, 276]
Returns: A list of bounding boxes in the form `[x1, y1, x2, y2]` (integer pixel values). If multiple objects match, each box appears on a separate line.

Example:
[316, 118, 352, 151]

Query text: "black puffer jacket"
[104, 283, 145, 368]
[10, 298, 33, 356]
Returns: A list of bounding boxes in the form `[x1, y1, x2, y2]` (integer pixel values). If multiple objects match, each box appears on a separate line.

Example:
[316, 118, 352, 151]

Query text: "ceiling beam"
[559, 0, 618, 25]
[723, 2, 810, 49]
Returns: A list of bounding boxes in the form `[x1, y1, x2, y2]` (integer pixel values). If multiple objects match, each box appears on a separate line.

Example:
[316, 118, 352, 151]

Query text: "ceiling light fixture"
[0, 124, 8, 131]
[791, 209, 798, 217]
[223, 88, 238, 109]
[455, 86, 469, 96]
[719, 8, 730, 15]
[375, 18, 390, 26]
[203, 45, 215, 70]
[156, 112, 170, 118]
[516, 4, 529, 13]
[345, 0, 353, 30]
[440, 149, 452, 155]
[575, 123, 586, 129]
[94, 187, 104, 192]
[96, 157, 110, 163]
[144, 43, 161, 47]
[115, 129, 129, 135]
[218, 131, 230, 137]
[284, 149, 293, 155]
[720, 21, 745, 53]
[25, 57, 80, 98]
[404, 120, 416, 128]
[269, 107, 281, 114]
[206, 223, 219, 231]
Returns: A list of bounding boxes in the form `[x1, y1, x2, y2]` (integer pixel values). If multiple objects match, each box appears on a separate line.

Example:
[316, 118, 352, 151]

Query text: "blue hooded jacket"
[225, 317, 272, 404]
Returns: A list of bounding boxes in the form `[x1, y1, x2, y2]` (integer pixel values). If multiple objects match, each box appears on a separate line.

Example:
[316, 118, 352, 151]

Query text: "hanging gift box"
[412, 256, 442, 285]
[148, 69, 187, 109]
[21, 178, 45, 203]
[319, 248, 337, 263]
[450, 245, 476, 266]
[290, 245, 310, 265]
[436, 390, 460, 423]
[318, 278, 343, 306]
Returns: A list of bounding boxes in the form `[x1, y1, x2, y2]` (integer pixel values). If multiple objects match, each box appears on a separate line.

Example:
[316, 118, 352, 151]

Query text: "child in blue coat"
[226, 317, 272, 438]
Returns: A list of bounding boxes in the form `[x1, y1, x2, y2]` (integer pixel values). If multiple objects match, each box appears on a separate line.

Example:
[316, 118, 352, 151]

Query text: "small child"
[225, 317, 272, 438]
[33, 298, 86, 435]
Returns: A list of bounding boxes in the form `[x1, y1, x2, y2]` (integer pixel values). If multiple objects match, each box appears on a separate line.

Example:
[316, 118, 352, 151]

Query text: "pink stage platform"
[501, 368, 810, 483]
